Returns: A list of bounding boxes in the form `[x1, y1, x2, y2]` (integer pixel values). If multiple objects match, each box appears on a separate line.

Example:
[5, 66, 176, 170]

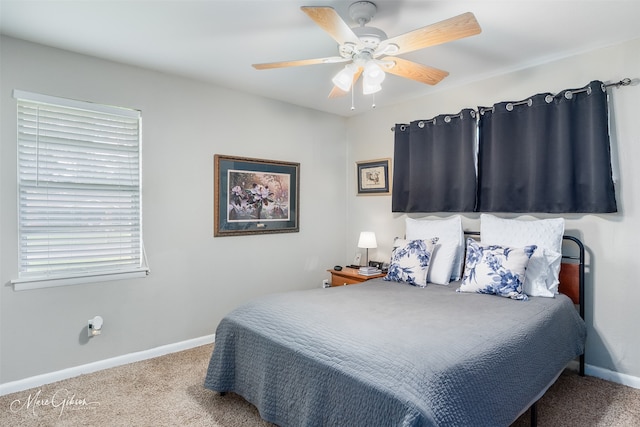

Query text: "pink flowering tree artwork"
[227, 171, 290, 221]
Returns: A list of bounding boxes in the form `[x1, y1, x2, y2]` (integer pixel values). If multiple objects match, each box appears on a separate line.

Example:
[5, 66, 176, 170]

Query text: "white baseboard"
[3, 336, 639, 397]
[0, 334, 215, 396]
[586, 363, 640, 389]
[566, 360, 640, 389]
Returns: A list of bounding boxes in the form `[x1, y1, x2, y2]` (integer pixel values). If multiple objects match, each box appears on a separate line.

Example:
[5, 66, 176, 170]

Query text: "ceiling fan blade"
[328, 67, 363, 98]
[328, 86, 347, 98]
[253, 56, 348, 70]
[378, 12, 481, 56]
[301, 6, 361, 46]
[383, 57, 449, 85]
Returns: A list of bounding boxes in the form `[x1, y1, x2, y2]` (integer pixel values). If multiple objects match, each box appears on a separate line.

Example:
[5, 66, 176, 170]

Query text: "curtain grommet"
[418, 121, 424, 128]
[545, 95, 554, 103]
[444, 116, 451, 123]
[506, 103, 513, 111]
[565, 91, 573, 99]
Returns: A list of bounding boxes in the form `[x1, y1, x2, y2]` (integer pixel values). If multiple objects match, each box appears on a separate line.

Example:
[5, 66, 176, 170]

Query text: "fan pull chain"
[351, 87, 355, 111]
[372, 93, 376, 109]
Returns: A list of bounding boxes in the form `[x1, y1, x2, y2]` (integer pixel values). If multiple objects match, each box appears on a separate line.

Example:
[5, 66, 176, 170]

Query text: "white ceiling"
[1, 0, 639, 117]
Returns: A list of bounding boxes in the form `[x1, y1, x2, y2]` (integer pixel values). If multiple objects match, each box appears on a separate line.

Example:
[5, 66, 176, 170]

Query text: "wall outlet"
[88, 321, 101, 337]
[88, 316, 103, 337]
[322, 279, 330, 288]
[353, 253, 362, 265]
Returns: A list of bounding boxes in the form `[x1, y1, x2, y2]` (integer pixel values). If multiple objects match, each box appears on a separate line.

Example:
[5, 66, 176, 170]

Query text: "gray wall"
[346, 37, 640, 380]
[2, 34, 639, 385]
[0, 36, 348, 383]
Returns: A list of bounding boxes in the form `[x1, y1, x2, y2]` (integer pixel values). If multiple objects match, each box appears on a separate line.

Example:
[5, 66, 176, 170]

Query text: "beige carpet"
[1, 344, 639, 426]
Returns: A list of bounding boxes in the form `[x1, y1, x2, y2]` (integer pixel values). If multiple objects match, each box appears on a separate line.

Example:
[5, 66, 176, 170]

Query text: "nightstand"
[327, 267, 386, 286]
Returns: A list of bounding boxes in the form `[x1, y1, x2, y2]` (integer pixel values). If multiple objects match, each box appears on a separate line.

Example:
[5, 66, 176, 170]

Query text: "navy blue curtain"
[392, 109, 477, 212]
[477, 80, 617, 213]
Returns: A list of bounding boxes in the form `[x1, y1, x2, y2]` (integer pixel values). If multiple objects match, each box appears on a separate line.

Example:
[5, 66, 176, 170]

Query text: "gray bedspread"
[205, 280, 586, 426]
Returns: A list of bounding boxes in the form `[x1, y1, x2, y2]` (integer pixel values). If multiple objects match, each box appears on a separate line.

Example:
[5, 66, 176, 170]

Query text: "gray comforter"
[205, 280, 586, 426]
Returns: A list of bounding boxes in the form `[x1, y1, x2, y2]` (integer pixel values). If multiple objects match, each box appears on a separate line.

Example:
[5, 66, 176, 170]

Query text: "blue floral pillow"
[457, 238, 536, 300]
[384, 237, 438, 288]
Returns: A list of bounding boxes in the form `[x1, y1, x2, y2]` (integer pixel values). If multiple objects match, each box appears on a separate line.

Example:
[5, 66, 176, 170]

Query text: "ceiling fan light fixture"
[364, 60, 385, 84]
[332, 63, 357, 91]
[255, 5, 482, 106]
[361, 60, 385, 94]
[362, 80, 382, 95]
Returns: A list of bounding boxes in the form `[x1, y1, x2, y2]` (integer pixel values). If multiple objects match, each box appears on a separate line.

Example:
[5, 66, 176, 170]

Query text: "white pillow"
[480, 214, 564, 297]
[405, 216, 464, 281]
[427, 241, 457, 285]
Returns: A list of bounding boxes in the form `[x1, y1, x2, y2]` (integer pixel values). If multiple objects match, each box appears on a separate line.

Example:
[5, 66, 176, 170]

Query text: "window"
[12, 90, 147, 290]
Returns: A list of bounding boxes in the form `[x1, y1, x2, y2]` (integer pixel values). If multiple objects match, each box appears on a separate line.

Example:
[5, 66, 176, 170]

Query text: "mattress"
[205, 279, 586, 426]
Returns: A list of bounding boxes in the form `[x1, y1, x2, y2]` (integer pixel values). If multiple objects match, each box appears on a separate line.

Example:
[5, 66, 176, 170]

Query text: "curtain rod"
[606, 77, 632, 88]
[390, 78, 632, 131]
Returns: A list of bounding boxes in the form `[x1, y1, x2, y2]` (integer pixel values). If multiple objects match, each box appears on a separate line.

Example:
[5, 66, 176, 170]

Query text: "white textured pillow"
[480, 214, 564, 297]
[427, 241, 457, 285]
[406, 216, 464, 281]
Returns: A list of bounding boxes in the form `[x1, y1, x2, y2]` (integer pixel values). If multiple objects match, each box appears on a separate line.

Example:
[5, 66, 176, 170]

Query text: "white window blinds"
[13, 90, 147, 290]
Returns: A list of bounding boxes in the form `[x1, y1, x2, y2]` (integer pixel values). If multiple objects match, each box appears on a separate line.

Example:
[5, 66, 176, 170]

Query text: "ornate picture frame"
[356, 158, 391, 195]
[214, 155, 300, 237]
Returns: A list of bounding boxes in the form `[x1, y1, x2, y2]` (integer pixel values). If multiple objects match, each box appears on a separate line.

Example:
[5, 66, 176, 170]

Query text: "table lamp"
[358, 231, 377, 266]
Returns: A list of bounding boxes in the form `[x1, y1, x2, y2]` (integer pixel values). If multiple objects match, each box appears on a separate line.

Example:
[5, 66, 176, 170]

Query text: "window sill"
[11, 269, 149, 291]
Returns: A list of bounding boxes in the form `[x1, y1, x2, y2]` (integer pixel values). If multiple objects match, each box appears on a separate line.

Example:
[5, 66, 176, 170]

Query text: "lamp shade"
[364, 61, 385, 84]
[362, 61, 385, 94]
[332, 64, 357, 92]
[362, 81, 382, 95]
[358, 231, 377, 249]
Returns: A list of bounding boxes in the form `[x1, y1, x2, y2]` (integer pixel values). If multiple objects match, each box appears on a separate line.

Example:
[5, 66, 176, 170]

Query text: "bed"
[205, 218, 586, 427]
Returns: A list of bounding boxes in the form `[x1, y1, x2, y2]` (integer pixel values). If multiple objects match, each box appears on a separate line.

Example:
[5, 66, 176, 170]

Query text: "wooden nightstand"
[327, 267, 386, 286]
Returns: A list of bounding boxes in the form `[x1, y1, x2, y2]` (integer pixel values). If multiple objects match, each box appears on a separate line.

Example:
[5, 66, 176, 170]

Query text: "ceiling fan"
[252, 1, 482, 98]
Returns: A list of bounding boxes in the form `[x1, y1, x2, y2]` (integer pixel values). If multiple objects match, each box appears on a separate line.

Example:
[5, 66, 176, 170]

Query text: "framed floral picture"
[356, 158, 391, 195]
[214, 155, 300, 237]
